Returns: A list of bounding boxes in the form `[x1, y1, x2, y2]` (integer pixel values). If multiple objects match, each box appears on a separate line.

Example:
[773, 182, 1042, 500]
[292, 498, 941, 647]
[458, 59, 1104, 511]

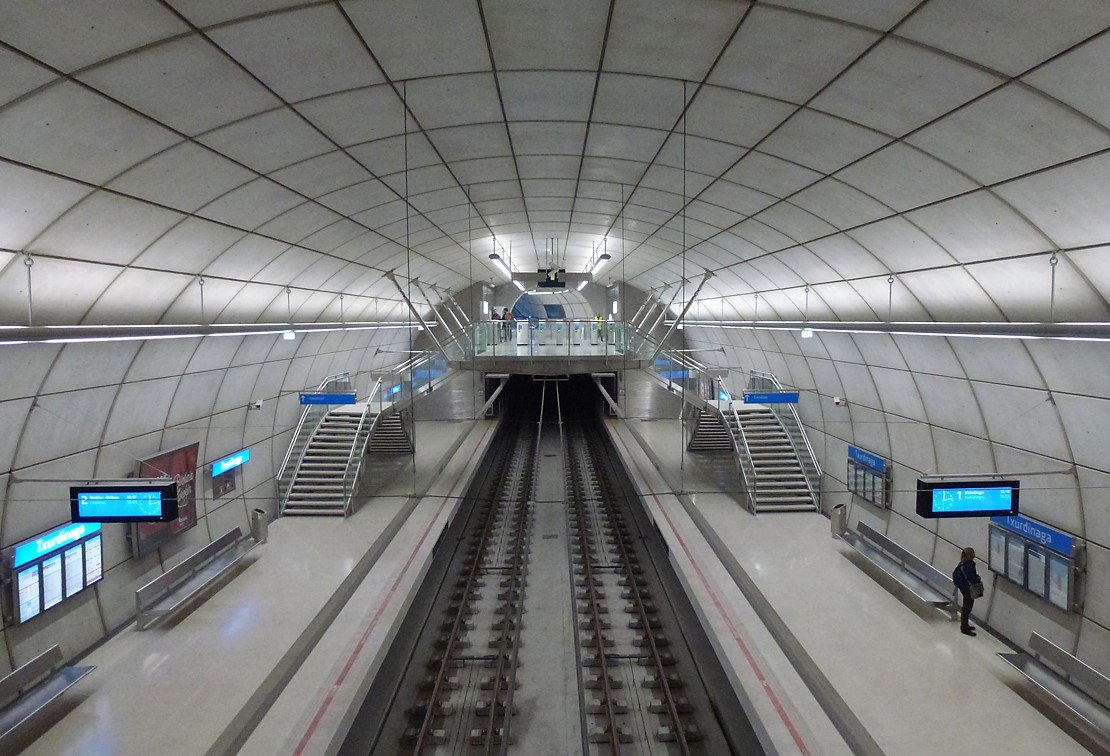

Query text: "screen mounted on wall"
[70, 481, 179, 523]
[916, 479, 1019, 518]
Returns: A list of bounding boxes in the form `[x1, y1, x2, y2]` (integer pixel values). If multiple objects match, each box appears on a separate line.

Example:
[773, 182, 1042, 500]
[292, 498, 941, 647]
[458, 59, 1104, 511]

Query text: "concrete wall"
[685, 323, 1110, 674]
[0, 325, 413, 671]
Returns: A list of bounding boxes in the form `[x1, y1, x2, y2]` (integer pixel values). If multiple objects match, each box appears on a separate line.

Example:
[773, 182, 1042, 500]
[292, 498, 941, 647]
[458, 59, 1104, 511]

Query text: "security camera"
[832, 396, 846, 407]
[249, 399, 264, 410]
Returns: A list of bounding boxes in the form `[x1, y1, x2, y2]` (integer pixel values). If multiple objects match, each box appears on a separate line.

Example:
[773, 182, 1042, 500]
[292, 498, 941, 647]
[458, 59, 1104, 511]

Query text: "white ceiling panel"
[759, 109, 890, 174]
[295, 86, 405, 147]
[407, 73, 502, 130]
[108, 141, 254, 212]
[340, 0, 489, 81]
[723, 152, 823, 199]
[812, 37, 1003, 136]
[83, 268, 190, 324]
[268, 152, 371, 198]
[430, 124, 512, 163]
[837, 142, 978, 213]
[585, 124, 668, 164]
[905, 190, 1048, 264]
[198, 108, 334, 173]
[168, 0, 309, 27]
[517, 156, 579, 180]
[509, 121, 587, 157]
[484, 0, 608, 72]
[686, 86, 796, 150]
[203, 235, 292, 279]
[790, 179, 891, 230]
[132, 217, 244, 273]
[768, 0, 920, 30]
[898, 0, 1110, 77]
[605, 0, 744, 80]
[0, 163, 90, 249]
[0, 48, 56, 107]
[1024, 34, 1110, 128]
[967, 253, 1109, 322]
[907, 83, 1109, 185]
[846, 216, 956, 271]
[593, 73, 685, 130]
[209, 5, 383, 102]
[500, 71, 596, 122]
[347, 133, 439, 176]
[79, 35, 279, 136]
[994, 152, 1110, 249]
[711, 5, 879, 104]
[256, 202, 344, 244]
[0, 0, 187, 72]
[197, 177, 304, 230]
[31, 192, 182, 266]
[0, 82, 182, 185]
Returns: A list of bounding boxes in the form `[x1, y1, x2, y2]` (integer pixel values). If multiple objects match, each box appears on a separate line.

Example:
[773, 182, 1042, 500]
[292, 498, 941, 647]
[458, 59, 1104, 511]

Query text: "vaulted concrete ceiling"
[1, 0, 1108, 326]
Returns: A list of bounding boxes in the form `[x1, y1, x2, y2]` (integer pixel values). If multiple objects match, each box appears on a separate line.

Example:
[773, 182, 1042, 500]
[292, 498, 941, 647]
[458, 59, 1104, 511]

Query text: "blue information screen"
[917, 478, 1019, 518]
[77, 490, 163, 519]
[931, 486, 1011, 513]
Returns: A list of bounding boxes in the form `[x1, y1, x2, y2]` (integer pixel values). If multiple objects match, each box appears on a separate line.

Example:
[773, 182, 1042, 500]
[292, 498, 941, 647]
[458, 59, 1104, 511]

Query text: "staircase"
[688, 409, 735, 451]
[368, 412, 413, 453]
[283, 408, 368, 516]
[725, 406, 817, 513]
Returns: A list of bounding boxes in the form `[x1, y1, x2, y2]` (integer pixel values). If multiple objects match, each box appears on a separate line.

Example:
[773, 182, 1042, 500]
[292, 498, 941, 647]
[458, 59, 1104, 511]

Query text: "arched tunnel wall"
[0, 325, 417, 671]
[683, 323, 1110, 673]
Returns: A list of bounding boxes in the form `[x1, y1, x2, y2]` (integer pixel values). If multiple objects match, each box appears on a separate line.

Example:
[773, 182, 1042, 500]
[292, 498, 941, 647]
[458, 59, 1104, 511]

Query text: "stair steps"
[728, 406, 817, 514]
[282, 409, 378, 517]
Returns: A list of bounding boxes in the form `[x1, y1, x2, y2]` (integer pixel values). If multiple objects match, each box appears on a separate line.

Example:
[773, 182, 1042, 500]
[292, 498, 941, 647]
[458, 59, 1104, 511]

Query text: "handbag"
[962, 563, 984, 598]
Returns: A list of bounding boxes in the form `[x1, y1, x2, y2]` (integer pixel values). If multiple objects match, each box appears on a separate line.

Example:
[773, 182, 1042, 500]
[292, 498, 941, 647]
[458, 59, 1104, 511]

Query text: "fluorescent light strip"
[0, 321, 435, 346]
[664, 320, 1110, 342]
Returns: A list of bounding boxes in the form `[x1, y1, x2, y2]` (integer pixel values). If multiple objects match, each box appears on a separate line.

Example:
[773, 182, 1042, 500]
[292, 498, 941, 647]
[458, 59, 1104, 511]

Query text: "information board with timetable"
[4, 523, 104, 624]
[988, 515, 1082, 613]
[847, 445, 891, 508]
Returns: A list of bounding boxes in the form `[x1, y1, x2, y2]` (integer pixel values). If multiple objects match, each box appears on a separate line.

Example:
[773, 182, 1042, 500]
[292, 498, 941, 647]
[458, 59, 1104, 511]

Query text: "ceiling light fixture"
[663, 320, 1110, 343]
[282, 330, 296, 341]
[576, 280, 588, 291]
[489, 253, 512, 280]
[590, 253, 611, 277]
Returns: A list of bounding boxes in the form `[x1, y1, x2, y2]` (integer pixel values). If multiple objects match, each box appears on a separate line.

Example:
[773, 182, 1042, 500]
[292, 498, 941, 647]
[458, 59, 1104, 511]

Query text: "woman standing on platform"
[953, 547, 984, 636]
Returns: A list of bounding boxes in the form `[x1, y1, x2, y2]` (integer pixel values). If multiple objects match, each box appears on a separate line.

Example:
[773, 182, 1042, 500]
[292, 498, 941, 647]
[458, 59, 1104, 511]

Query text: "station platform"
[607, 370, 1089, 755]
[21, 372, 495, 756]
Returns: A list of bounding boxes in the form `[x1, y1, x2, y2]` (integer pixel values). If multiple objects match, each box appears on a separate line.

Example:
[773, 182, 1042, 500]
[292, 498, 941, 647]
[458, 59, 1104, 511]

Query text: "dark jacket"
[953, 559, 981, 594]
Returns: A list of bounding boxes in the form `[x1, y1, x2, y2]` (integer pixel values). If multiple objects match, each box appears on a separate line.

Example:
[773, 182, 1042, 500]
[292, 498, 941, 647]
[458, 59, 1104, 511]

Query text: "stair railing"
[341, 377, 384, 517]
[747, 369, 823, 509]
[276, 372, 352, 511]
[716, 378, 759, 513]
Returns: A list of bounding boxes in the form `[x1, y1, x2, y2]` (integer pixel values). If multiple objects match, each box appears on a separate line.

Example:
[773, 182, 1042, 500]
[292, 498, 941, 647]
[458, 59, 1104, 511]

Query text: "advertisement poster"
[135, 443, 199, 555]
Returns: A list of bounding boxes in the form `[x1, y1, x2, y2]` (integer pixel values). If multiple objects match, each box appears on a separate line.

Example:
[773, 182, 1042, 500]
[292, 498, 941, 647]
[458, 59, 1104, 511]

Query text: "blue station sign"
[299, 391, 357, 405]
[743, 391, 799, 404]
[14, 522, 102, 568]
[991, 515, 1074, 557]
[212, 448, 250, 476]
[848, 445, 886, 473]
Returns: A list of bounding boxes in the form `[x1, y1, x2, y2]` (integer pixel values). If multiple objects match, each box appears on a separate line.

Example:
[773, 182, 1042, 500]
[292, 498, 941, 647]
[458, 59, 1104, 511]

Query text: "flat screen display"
[64, 545, 84, 598]
[41, 554, 63, 611]
[17, 565, 41, 622]
[916, 479, 1019, 518]
[70, 482, 178, 523]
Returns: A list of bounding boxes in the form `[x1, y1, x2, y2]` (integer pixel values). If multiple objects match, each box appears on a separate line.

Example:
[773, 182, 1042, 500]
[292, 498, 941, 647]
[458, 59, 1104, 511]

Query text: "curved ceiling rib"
[0, 1, 1107, 327]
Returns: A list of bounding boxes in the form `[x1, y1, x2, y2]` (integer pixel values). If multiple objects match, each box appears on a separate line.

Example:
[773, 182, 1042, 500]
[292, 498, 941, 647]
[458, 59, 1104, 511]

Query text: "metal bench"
[136, 526, 258, 630]
[0, 645, 94, 750]
[999, 632, 1110, 743]
[840, 521, 956, 613]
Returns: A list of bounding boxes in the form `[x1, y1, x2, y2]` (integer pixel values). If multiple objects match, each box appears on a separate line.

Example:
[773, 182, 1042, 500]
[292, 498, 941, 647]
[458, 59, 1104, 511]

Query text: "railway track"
[355, 376, 748, 755]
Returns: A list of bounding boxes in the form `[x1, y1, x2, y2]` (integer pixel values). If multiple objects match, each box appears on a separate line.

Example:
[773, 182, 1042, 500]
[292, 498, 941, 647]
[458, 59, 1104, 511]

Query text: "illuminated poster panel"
[17, 565, 41, 622]
[84, 535, 103, 584]
[134, 443, 199, 555]
[41, 554, 63, 611]
[1026, 548, 1047, 599]
[64, 545, 84, 598]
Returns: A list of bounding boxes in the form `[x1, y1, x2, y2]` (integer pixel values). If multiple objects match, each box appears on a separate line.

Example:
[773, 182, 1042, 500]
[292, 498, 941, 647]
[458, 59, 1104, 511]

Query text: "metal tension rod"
[651, 272, 713, 361]
[386, 271, 447, 355]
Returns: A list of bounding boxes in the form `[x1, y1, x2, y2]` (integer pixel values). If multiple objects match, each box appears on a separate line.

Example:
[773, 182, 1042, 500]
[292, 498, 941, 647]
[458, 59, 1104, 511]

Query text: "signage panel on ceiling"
[299, 392, 357, 405]
[212, 448, 250, 476]
[991, 514, 1074, 557]
[743, 391, 799, 404]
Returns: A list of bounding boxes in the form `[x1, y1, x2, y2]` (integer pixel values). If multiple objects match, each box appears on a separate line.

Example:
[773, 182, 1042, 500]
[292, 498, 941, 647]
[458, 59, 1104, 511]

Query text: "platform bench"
[999, 632, 1110, 743]
[0, 645, 94, 750]
[136, 526, 258, 630]
[841, 521, 956, 614]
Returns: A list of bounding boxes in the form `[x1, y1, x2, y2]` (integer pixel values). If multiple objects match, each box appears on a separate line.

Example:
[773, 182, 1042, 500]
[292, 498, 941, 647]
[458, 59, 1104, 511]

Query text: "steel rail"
[567, 425, 623, 755]
[585, 430, 692, 755]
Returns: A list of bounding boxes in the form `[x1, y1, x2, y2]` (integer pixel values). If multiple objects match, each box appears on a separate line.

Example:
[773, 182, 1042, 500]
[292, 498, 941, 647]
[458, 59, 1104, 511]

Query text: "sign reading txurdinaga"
[6, 522, 103, 624]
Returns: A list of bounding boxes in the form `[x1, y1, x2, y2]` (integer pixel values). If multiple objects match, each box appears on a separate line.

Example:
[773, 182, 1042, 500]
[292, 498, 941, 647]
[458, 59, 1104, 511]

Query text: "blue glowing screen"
[77, 490, 164, 519]
[931, 486, 1013, 514]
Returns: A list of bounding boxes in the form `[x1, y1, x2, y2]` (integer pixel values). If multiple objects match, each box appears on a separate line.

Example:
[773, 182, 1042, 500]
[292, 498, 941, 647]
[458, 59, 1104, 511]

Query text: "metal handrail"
[341, 377, 384, 517]
[716, 378, 759, 513]
[276, 371, 351, 505]
[747, 369, 823, 506]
